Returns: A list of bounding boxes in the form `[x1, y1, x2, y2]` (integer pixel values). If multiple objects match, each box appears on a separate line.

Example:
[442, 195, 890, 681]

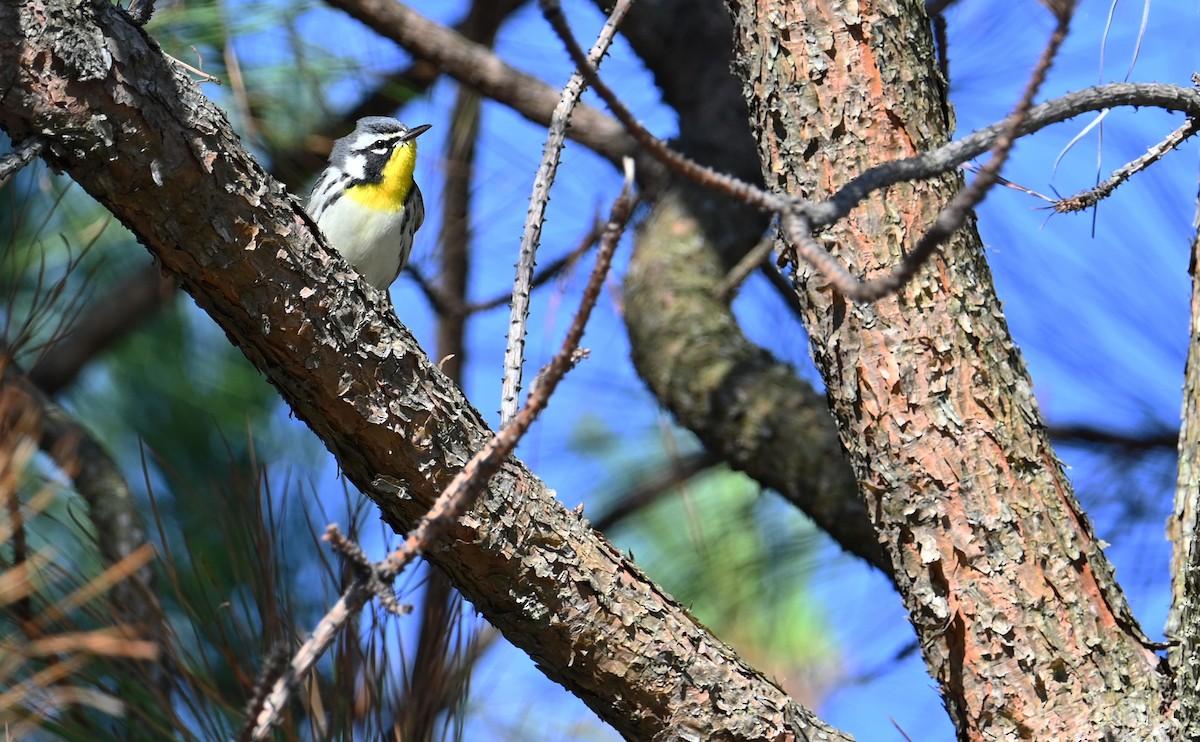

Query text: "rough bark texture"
[1168, 178, 1200, 735]
[0, 0, 849, 738]
[725, 0, 1171, 738]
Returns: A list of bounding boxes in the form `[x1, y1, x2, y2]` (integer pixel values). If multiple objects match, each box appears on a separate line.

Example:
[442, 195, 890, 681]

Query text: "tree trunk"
[724, 0, 1170, 738]
[1168, 178, 1200, 737]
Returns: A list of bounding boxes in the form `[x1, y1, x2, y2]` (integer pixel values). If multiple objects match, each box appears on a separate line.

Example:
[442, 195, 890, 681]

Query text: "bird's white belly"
[316, 198, 406, 290]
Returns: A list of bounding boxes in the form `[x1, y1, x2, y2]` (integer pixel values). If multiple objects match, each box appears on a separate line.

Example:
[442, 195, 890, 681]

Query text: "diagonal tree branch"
[500, 0, 630, 426]
[0, 1, 849, 738]
[25, 2, 532, 398]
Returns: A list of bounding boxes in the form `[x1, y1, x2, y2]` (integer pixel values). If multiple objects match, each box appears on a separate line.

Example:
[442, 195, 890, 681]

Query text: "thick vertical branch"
[725, 0, 1168, 738]
[626, 192, 884, 571]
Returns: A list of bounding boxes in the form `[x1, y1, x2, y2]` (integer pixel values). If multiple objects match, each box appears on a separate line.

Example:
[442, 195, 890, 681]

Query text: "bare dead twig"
[471, 218, 602, 313]
[326, 525, 410, 617]
[330, 0, 1200, 304]
[385, 162, 634, 573]
[500, 0, 631, 426]
[797, 8, 1073, 301]
[715, 234, 777, 302]
[408, 219, 604, 318]
[538, 0, 784, 214]
[321, 0, 639, 172]
[1054, 116, 1200, 213]
[240, 642, 289, 737]
[164, 51, 221, 86]
[812, 84, 1200, 228]
[762, 258, 810, 323]
[403, 264, 459, 317]
[246, 163, 638, 742]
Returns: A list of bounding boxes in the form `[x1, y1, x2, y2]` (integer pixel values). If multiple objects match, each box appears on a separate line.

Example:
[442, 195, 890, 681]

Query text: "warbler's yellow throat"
[306, 117, 432, 292]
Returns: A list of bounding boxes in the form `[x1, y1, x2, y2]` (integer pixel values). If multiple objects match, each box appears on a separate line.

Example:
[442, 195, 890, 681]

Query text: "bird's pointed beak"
[405, 124, 433, 141]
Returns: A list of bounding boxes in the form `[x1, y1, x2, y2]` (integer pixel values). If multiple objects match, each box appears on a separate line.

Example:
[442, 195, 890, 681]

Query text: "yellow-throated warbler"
[306, 117, 432, 291]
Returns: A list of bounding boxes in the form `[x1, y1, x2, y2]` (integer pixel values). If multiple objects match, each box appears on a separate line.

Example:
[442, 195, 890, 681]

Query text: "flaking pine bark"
[721, 0, 1172, 739]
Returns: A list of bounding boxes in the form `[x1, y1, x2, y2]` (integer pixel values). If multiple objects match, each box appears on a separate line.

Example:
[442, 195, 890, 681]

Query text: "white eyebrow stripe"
[346, 131, 406, 152]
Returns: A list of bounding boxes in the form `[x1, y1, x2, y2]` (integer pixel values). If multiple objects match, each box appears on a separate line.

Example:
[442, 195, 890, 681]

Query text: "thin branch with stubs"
[778, 6, 1073, 301]
[245, 162, 638, 742]
[538, 0, 780, 211]
[325, 0, 1200, 276]
[1053, 116, 1200, 213]
[500, 0, 631, 427]
[467, 217, 601, 313]
[321, 0, 641, 174]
